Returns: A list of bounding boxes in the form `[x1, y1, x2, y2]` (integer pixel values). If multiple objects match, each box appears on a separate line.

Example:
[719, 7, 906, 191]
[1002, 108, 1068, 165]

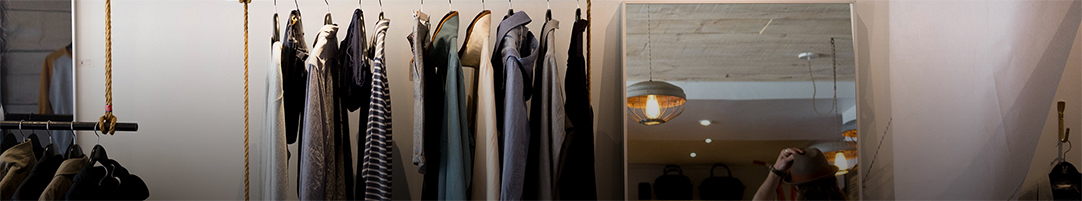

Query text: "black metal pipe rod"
[0, 121, 138, 132]
[3, 114, 74, 122]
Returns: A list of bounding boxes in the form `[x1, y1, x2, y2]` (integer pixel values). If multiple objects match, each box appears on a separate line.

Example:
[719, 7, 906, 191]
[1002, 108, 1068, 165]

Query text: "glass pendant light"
[626, 5, 687, 126]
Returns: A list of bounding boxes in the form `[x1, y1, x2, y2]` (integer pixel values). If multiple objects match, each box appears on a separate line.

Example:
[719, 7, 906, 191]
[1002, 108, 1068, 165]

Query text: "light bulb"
[645, 95, 661, 119]
[690, 152, 697, 157]
[699, 120, 712, 126]
[834, 152, 849, 175]
[705, 138, 712, 143]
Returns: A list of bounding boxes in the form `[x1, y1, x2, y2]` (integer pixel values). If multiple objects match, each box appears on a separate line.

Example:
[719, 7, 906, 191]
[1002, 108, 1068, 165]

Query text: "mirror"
[0, 0, 76, 153]
[623, 3, 857, 200]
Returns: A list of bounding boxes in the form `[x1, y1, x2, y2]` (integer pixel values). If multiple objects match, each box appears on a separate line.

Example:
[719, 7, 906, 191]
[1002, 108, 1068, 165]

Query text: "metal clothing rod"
[0, 121, 139, 132]
[4, 113, 74, 122]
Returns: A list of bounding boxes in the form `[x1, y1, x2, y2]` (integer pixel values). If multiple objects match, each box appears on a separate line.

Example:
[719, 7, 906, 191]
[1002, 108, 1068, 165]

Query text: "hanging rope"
[239, 0, 251, 200]
[586, 0, 592, 101]
[98, 0, 118, 135]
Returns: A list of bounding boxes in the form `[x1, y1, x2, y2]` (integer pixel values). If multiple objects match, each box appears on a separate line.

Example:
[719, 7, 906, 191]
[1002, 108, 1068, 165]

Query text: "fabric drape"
[555, 18, 598, 200]
[361, 17, 394, 201]
[299, 25, 344, 200]
[493, 11, 539, 201]
[462, 10, 500, 201]
[260, 40, 287, 201]
[524, 19, 563, 201]
[410, 11, 432, 175]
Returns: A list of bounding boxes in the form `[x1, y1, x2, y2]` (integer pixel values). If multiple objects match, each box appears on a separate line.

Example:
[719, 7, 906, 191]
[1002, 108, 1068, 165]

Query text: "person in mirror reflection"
[753, 148, 847, 201]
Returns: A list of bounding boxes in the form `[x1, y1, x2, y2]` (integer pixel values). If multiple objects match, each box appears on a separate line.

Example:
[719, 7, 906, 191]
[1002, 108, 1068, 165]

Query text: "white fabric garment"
[462, 11, 499, 200]
[261, 41, 286, 200]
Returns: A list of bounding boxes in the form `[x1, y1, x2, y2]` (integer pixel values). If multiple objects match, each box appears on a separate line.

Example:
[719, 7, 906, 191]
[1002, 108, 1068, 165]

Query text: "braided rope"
[98, 0, 117, 135]
[586, 0, 592, 101]
[240, 0, 251, 200]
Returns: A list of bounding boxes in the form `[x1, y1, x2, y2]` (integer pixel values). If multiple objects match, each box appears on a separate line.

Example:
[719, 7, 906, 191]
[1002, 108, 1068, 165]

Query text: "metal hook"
[324, 0, 330, 14]
[46, 120, 53, 145]
[576, 0, 580, 9]
[482, 0, 485, 11]
[294, 0, 299, 9]
[546, 0, 550, 10]
[70, 122, 76, 146]
[18, 120, 25, 141]
[93, 123, 101, 145]
[274, 0, 278, 13]
[449, 0, 452, 10]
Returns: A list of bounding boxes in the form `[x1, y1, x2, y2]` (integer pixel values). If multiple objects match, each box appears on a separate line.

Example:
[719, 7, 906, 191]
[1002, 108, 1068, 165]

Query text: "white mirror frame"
[620, 1, 862, 199]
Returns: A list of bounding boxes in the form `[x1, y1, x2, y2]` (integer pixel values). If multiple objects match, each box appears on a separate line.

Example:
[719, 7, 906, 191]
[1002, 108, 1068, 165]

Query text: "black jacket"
[282, 9, 309, 144]
[555, 19, 598, 200]
[10, 151, 63, 200]
[64, 159, 149, 200]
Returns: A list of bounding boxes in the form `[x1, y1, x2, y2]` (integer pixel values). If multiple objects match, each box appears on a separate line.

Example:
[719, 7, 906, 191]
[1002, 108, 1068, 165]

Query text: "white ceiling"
[624, 3, 856, 166]
[625, 3, 854, 82]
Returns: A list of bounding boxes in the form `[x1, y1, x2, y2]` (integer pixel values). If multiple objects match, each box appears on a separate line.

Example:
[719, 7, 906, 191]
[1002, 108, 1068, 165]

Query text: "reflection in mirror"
[0, 0, 75, 155]
[624, 3, 856, 200]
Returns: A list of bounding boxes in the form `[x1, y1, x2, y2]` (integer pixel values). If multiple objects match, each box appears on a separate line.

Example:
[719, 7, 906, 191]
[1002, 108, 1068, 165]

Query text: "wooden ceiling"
[626, 3, 855, 82]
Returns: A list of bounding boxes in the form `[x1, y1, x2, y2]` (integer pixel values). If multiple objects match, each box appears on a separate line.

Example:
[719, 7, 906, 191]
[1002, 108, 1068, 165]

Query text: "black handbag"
[699, 163, 745, 200]
[654, 165, 693, 200]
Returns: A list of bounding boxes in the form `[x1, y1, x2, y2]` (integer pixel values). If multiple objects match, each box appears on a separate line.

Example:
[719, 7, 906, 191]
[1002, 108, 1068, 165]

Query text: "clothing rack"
[0, 113, 138, 132]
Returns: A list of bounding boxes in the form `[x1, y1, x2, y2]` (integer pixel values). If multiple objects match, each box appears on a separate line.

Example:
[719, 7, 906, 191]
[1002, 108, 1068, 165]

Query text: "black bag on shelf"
[699, 163, 745, 200]
[654, 165, 693, 200]
[638, 182, 652, 200]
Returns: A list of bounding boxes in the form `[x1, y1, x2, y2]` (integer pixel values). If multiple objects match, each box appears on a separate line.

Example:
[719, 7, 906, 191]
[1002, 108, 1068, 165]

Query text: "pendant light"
[627, 5, 686, 126]
[810, 120, 858, 175]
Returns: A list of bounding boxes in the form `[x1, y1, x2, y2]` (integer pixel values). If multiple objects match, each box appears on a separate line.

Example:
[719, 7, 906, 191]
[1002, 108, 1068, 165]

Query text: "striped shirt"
[361, 18, 393, 201]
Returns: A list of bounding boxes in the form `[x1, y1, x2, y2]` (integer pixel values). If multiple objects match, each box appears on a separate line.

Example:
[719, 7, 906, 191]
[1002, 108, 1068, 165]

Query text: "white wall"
[1017, 23, 1082, 200]
[887, 0, 1080, 199]
[72, 0, 627, 199]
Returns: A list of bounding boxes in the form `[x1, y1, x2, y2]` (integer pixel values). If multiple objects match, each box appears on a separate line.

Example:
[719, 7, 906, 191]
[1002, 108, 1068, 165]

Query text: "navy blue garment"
[492, 11, 539, 201]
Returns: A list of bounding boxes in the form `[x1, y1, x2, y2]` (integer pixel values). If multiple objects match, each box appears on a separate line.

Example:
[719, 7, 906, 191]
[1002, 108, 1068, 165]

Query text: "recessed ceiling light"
[699, 120, 712, 126]
[690, 152, 697, 157]
[705, 138, 712, 143]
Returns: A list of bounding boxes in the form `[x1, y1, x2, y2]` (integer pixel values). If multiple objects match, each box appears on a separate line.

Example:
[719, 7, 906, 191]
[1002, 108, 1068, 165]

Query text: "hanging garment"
[1, 140, 37, 200]
[555, 18, 598, 200]
[409, 11, 432, 175]
[283, 10, 309, 144]
[37, 157, 86, 200]
[260, 40, 287, 200]
[299, 24, 345, 200]
[10, 149, 62, 200]
[525, 18, 562, 201]
[429, 11, 473, 200]
[420, 11, 448, 201]
[462, 10, 500, 201]
[340, 9, 372, 200]
[36, 47, 75, 154]
[493, 11, 539, 201]
[63, 159, 149, 200]
[361, 17, 394, 201]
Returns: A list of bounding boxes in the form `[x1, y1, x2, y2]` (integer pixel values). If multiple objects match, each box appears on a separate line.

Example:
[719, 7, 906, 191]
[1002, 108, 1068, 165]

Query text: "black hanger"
[272, 0, 280, 42]
[1, 132, 17, 153]
[324, 0, 333, 25]
[88, 124, 108, 166]
[545, 0, 551, 21]
[66, 122, 84, 158]
[28, 134, 43, 159]
[507, 0, 513, 17]
[2, 121, 24, 153]
[575, 0, 581, 20]
[272, 14, 281, 42]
